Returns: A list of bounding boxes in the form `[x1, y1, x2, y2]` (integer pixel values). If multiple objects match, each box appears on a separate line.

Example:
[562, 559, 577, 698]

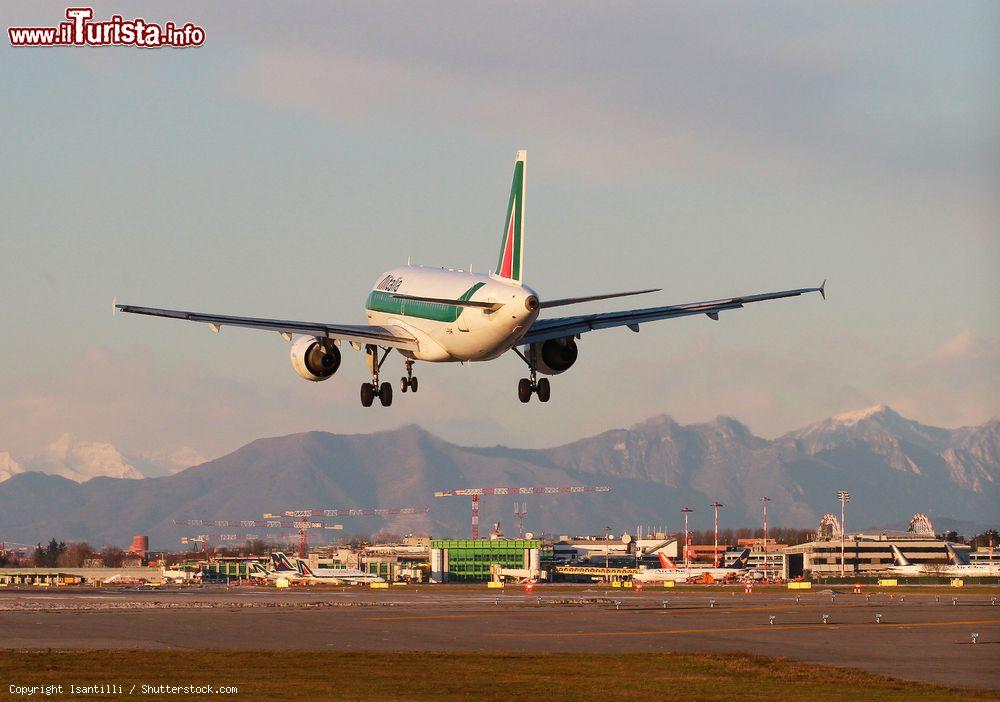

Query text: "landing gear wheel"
[518, 378, 532, 403]
[400, 377, 409, 393]
[410, 377, 418, 393]
[379, 382, 393, 407]
[360, 382, 375, 407]
[536, 377, 551, 402]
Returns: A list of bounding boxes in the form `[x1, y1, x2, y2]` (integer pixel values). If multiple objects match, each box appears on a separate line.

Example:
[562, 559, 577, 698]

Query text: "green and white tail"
[495, 149, 526, 284]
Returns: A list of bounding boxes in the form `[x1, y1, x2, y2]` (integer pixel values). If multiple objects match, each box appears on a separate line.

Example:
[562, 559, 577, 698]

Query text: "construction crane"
[269, 507, 428, 554]
[173, 519, 343, 558]
[280, 507, 428, 518]
[434, 486, 612, 539]
[180, 534, 287, 552]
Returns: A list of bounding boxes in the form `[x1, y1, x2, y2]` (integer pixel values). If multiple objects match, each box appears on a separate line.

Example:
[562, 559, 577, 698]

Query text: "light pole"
[760, 496, 771, 549]
[836, 491, 851, 577]
[604, 524, 611, 574]
[710, 501, 724, 567]
[681, 507, 693, 569]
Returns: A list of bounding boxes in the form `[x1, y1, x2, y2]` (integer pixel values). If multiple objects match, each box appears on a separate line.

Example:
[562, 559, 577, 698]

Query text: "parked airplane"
[634, 548, 752, 584]
[295, 558, 385, 585]
[116, 150, 825, 407]
[889, 544, 1000, 577]
[243, 552, 305, 583]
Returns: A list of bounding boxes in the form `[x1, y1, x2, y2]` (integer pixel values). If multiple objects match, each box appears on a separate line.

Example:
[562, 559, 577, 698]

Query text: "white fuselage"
[364, 266, 539, 362]
[890, 563, 1000, 577]
[633, 565, 747, 583]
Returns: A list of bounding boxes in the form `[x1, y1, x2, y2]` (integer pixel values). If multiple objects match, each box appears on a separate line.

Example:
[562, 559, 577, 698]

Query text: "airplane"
[295, 558, 385, 585]
[243, 552, 304, 583]
[115, 150, 825, 407]
[889, 544, 1000, 577]
[633, 548, 752, 584]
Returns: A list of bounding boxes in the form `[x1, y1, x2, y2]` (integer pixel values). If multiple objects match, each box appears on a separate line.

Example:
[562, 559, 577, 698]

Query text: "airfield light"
[662, 600, 669, 609]
[952, 597, 958, 606]
[875, 613, 882, 623]
[769, 615, 775, 625]
[822, 613, 829, 624]
[709, 598, 716, 608]
[972, 632, 979, 644]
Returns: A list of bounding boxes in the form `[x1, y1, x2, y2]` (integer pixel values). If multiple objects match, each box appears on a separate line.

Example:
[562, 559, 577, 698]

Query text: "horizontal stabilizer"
[390, 293, 503, 311]
[540, 288, 660, 309]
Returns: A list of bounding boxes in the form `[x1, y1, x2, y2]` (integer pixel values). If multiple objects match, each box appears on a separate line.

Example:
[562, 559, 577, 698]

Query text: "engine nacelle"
[530, 337, 578, 375]
[290, 336, 341, 381]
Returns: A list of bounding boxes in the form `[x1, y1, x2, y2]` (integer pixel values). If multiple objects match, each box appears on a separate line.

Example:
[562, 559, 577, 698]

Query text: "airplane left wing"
[115, 304, 419, 350]
[522, 282, 825, 345]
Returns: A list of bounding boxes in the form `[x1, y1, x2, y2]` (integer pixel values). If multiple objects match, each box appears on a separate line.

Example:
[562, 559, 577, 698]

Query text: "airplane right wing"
[522, 282, 825, 345]
[115, 303, 419, 351]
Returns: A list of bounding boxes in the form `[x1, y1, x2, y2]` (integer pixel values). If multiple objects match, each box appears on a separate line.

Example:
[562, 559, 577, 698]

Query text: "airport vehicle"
[634, 548, 752, 584]
[294, 558, 385, 585]
[890, 544, 1000, 577]
[116, 150, 825, 407]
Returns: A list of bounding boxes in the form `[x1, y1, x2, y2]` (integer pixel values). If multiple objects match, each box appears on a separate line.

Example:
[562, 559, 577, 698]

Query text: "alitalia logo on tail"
[495, 150, 526, 284]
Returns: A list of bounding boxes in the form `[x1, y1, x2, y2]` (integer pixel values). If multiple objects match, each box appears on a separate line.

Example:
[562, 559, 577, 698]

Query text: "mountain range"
[0, 405, 996, 549]
[0, 435, 203, 483]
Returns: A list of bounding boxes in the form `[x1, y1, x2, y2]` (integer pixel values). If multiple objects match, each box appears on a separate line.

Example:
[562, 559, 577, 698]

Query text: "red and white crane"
[434, 486, 612, 539]
[280, 507, 428, 518]
[271, 507, 429, 555]
[173, 519, 343, 558]
[179, 533, 288, 552]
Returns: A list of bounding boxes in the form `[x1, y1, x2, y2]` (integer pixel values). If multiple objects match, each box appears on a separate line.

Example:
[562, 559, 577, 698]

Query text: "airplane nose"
[524, 295, 539, 312]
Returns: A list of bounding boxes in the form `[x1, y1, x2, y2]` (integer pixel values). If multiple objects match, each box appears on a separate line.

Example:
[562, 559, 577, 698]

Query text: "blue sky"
[1, 1, 997, 464]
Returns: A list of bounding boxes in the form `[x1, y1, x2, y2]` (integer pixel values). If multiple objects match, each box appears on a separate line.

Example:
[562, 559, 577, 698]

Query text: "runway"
[2, 585, 998, 690]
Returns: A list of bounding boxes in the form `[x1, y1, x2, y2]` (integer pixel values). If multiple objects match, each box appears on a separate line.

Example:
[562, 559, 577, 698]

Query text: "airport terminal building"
[782, 530, 964, 578]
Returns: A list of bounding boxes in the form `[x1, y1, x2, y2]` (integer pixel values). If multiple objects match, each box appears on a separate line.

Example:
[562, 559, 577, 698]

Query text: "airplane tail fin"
[945, 543, 970, 566]
[729, 548, 751, 569]
[890, 544, 911, 567]
[494, 150, 526, 284]
[296, 559, 316, 576]
[657, 552, 677, 570]
[271, 552, 295, 572]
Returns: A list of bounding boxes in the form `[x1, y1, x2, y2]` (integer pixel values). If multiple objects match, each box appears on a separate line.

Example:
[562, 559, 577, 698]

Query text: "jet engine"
[290, 336, 341, 381]
[530, 337, 578, 375]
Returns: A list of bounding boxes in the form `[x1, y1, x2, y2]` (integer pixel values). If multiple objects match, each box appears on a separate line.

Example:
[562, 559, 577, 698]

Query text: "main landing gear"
[513, 347, 551, 403]
[361, 345, 393, 407]
[400, 359, 419, 393]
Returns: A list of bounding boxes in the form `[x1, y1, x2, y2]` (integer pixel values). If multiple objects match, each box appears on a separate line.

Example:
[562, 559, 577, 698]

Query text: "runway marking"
[492, 618, 1000, 639]
[364, 613, 493, 622]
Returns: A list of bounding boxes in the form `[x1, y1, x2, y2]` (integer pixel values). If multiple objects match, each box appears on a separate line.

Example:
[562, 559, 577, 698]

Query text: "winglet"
[819, 279, 827, 300]
[112, 296, 118, 317]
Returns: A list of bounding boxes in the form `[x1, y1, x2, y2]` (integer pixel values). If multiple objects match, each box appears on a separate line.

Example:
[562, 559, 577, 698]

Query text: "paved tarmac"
[1, 585, 998, 690]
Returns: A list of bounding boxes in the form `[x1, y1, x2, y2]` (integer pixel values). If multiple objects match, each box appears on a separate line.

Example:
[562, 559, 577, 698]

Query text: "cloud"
[879, 329, 1000, 428]
[224, 3, 999, 183]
